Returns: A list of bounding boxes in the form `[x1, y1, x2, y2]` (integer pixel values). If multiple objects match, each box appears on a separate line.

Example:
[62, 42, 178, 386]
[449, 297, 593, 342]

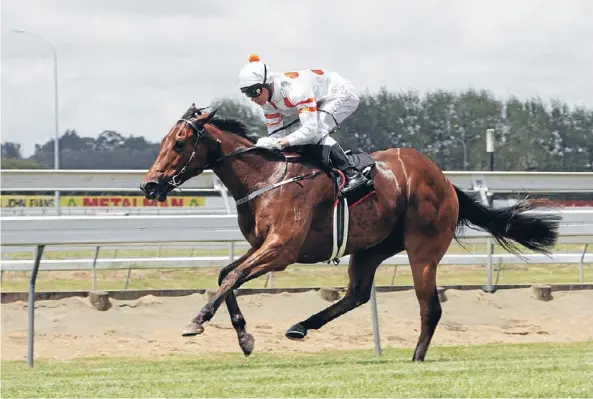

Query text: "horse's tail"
[453, 185, 561, 255]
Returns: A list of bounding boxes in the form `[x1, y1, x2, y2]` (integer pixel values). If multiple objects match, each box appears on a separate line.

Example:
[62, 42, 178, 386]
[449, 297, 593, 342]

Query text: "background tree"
[4, 89, 591, 172]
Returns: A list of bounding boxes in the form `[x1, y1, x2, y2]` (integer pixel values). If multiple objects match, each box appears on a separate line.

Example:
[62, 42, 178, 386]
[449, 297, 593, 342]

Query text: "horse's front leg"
[182, 236, 296, 351]
[217, 248, 257, 356]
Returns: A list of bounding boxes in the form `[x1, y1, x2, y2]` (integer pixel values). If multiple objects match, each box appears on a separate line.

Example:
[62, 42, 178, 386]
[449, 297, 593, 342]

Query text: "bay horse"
[140, 103, 560, 361]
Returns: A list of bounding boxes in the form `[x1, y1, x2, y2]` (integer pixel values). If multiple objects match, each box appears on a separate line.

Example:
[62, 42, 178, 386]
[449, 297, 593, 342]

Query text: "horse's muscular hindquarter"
[393, 148, 459, 360]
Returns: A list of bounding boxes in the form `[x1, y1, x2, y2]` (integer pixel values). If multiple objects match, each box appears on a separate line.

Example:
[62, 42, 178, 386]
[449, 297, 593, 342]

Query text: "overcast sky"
[2, 0, 592, 157]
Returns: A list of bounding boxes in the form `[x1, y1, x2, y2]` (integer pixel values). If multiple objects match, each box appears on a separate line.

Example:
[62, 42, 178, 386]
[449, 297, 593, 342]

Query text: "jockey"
[237, 54, 370, 195]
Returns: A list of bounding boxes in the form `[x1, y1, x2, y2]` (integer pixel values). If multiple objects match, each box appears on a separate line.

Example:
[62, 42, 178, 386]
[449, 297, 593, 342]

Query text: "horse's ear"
[182, 103, 198, 119]
[196, 105, 210, 116]
[193, 103, 203, 116]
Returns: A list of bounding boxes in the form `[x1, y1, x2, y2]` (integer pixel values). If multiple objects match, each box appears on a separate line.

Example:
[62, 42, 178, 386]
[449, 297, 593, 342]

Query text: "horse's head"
[140, 103, 219, 201]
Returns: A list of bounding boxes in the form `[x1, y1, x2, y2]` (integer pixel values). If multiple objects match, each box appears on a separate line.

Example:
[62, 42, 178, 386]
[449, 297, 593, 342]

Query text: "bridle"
[169, 117, 205, 187]
[168, 115, 289, 188]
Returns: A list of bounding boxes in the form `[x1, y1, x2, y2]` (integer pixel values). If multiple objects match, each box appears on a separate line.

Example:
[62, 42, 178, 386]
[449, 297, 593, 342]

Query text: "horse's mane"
[208, 117, 260, 144]
[180, 106, 261, 144]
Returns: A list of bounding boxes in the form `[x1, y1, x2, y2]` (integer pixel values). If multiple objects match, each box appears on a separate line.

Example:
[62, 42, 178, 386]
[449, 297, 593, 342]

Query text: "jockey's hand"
[255, 136, 282, 150]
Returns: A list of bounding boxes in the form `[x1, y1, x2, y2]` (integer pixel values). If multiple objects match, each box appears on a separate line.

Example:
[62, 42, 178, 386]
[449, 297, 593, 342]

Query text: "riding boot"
[328, 144, 370, 194]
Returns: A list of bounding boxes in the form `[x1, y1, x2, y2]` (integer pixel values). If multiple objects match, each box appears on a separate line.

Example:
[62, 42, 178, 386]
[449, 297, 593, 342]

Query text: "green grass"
[2, 342, 592, 397]
[1, 264, 591, 292]
[3, 242, 587, 260]
[2, 243, 591, 292]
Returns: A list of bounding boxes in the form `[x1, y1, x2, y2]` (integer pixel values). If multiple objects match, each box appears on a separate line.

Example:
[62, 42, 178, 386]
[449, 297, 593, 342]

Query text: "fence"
[0, 169, 233, 216]
[3, 169, 593, 193]
[2, 211, 592, 281]
[2, 169, 593, 216]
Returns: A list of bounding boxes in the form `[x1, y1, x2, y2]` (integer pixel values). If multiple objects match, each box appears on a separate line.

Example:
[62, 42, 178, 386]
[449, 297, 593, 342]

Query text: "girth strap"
[235, 170, 323, 206]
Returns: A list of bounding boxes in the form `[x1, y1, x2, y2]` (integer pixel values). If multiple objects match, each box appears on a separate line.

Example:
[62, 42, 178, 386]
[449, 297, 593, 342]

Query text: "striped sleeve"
[284, 87, 319, 147]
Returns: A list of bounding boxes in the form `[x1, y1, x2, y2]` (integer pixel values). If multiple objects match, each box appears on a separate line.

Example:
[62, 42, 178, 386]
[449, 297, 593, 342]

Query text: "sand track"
[2, 288, 592, 361]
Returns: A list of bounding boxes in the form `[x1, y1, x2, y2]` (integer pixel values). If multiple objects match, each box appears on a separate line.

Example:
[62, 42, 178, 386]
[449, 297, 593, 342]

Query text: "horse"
[140, 103, 560, 361]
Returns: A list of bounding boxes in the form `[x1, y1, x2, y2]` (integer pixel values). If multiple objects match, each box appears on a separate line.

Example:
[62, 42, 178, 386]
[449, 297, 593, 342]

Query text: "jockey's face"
[241, 84, 269, 106]
[251, 86, 269, 106]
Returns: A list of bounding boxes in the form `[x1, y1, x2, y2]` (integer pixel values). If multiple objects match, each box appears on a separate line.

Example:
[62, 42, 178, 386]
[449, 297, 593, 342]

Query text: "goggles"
[241, 84, 264, 99]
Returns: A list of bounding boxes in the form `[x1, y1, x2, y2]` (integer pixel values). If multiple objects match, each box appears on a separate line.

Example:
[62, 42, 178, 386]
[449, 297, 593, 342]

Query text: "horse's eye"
[173, 140, 185, 153]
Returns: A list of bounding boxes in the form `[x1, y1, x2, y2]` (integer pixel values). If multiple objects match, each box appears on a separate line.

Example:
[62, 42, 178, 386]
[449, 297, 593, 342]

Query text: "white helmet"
[238, 54, 272, 97]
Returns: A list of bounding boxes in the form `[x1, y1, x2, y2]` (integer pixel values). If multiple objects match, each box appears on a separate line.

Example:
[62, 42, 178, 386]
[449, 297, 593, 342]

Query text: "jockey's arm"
[264, 111, 283, 136]
[281, 88, 319, 148]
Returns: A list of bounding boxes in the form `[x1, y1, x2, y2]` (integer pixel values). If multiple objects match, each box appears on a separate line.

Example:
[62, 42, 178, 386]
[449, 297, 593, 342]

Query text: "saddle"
[286, 146, 377, 203]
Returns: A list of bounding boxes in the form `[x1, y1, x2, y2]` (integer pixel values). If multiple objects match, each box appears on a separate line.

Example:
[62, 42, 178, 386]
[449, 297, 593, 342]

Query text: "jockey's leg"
[326, 139, 370, 194]
[317, 91, 370, 194]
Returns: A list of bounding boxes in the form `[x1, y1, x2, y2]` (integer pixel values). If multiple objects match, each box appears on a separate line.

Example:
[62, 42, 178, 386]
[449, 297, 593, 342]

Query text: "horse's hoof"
[182, 321, 204, 337]
[239, 333, 255, 356]
[285, 323, 307, 340]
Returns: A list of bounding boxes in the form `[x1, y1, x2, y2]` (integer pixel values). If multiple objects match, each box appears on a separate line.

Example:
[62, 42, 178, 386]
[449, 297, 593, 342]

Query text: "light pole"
[485, 128, 496, 293]
[486, 129, 495, 172]
[13, 29, 61, 214]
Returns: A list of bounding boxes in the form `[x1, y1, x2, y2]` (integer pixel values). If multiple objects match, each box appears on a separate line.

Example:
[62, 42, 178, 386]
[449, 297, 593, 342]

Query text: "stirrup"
[341, 175, 368, 194]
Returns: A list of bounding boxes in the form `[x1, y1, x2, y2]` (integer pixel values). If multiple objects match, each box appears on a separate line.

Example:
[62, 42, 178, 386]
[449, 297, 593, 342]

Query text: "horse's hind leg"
[405, 223, 455, 362]
[286, 242, 402, 339]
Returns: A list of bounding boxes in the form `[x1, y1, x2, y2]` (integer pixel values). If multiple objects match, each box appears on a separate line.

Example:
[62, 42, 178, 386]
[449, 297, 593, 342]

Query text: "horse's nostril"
[140, 181, 159, 197]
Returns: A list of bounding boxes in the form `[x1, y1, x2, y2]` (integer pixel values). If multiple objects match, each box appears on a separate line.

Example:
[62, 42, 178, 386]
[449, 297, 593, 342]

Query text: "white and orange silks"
[238, 55, 360, 147]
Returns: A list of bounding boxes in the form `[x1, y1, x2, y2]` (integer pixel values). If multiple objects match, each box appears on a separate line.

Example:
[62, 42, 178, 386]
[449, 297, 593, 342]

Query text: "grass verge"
[1, 263, 591, 292]
[2, 342, 592, 397]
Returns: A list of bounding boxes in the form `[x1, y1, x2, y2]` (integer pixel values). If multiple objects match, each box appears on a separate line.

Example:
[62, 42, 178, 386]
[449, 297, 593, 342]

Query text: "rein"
[170, 118, 320, 205]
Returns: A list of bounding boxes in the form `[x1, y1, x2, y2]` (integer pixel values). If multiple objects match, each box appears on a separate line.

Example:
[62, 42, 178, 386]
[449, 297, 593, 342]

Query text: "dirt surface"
[2, 288, 593, 361]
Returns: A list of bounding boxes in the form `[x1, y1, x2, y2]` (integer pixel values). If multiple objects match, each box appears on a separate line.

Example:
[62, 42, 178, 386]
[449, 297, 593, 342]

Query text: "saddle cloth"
[326, 150, 378, 265]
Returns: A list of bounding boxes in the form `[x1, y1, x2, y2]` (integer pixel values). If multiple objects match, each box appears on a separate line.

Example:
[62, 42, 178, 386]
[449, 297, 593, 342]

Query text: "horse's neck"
[210, 132, 284, 203]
